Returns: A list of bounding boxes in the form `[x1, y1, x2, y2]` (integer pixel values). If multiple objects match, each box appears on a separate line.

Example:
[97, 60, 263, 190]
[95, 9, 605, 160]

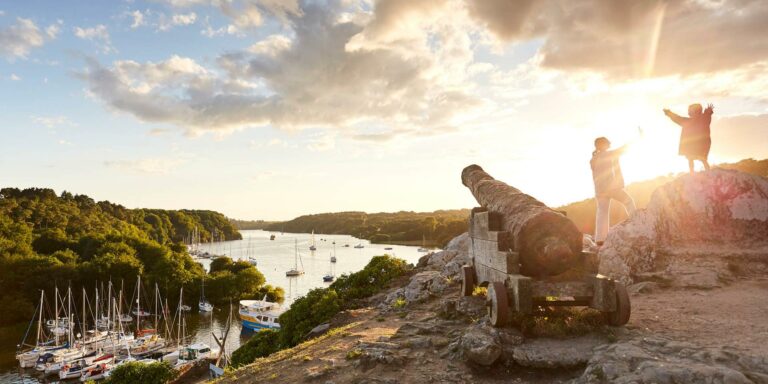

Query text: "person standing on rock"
[590, 137, 637, 246]
[663, 103, 714, 175]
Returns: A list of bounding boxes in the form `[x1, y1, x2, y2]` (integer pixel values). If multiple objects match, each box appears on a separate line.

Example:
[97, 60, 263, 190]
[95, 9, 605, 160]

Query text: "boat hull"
[241, 320, 280, 331]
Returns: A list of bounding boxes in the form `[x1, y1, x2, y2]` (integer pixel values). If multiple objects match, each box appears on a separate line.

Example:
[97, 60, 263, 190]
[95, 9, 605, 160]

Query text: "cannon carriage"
[459, 165, 630, 327]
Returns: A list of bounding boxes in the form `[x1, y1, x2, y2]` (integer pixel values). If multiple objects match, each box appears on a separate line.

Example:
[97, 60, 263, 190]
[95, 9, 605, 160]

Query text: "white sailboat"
[199, 276, 213, 312]
[309, 230, 317, 251]
[323, 253, 335, 282]
[330, 242, 337, 263]
[286, 239, 305, 276]
[418, 234, 429, 252]
[16, 290, 66, 368]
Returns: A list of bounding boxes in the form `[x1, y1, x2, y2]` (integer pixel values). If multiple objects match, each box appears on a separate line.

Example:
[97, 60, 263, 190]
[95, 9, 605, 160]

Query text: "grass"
[345, 349, 363, 360]
[216, 322, 361, 382]
[510, 306, 606, 338]
[391, 297, 407, 309]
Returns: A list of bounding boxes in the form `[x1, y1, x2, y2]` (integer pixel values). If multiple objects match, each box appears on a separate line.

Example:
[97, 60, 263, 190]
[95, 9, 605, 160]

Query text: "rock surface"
[576, 336, 768, 384]
[599, 169, 768, 285]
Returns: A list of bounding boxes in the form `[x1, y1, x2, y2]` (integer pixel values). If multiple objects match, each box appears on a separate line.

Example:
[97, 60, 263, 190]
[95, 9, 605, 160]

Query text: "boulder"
[305, 323, 331, 339]
[599, 170, 768, 284]
[445, 232, 469, 252]
[458, 325, 502, 366]
[402, 271, 449, 303]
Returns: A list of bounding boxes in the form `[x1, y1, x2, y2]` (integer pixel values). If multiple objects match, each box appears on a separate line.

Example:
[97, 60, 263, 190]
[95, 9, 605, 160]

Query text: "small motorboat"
[384, 247, 393, 250]
[80, 362, 112, 381]
[131, 309, 151, 317]
[322, 274, 335, 282]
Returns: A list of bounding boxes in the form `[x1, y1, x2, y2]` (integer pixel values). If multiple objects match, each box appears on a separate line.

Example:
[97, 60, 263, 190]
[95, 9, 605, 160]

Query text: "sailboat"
[16, 290, 68, 368]
[309, 230, 317, 251]
[354, 233, 365, 248]
[418, 234, 429, 252]
[330, 242, 337, 263]
[286, 239, 305, 276]
[199, 276, 213, 312]
[322, 253, 335, 282]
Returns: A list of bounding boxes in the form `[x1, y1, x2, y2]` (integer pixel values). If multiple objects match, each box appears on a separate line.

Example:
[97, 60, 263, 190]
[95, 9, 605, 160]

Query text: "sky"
[1, 0, 767, 220]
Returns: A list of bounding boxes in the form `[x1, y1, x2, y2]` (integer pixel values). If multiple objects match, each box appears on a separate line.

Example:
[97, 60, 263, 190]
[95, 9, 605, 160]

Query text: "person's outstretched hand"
[706, 103, 714, 113]
[663, 108, 671, 114]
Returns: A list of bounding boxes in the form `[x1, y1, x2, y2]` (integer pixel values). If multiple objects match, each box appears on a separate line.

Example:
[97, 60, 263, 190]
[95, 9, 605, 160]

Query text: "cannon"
[460, 165, 630, 327]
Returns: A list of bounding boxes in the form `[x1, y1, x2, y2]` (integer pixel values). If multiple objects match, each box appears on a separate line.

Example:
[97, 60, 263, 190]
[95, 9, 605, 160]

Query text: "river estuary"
[0, 230, 432, 383]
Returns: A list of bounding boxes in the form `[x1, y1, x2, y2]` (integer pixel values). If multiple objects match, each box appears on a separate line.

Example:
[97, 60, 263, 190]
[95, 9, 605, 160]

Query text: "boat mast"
[54, 285, 59, 346]
[36, 290, 44, 348]
[94, 283, 99, 329]
[67, 284, 72, 347]
[118, 280, 124, 329]
[107, 281, 112, 333]
[82, 287, 86, 339]
[154, 283, 159, 332]
[136, 275, 141, 332]
[177, 288, 183, 349]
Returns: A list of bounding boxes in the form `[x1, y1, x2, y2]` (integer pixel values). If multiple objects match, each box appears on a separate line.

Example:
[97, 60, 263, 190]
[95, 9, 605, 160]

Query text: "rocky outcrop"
[599, 169, 768, 285]
[385, 232, 470, 307]
[576, 336, 768, 384]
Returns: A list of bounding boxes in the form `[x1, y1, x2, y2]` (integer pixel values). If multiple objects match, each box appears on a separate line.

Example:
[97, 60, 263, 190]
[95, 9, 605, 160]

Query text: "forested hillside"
[230, 219, 279, 230]
[558, 158, 768, 234]
[0, 188, 277, 326]
[264, 210, 470, 247]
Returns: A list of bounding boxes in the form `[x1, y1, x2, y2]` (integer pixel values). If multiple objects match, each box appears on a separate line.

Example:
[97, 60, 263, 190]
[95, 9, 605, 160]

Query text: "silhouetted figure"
[590, 137, 636, 245]
[663, 103, 714, 174]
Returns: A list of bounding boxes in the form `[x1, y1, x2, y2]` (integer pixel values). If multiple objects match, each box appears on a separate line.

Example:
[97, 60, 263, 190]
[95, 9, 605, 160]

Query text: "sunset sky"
[1, 0, 767, 220]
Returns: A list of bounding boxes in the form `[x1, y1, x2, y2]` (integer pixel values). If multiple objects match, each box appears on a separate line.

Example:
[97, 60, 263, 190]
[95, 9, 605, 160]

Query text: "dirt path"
[629, 278, 768, 354]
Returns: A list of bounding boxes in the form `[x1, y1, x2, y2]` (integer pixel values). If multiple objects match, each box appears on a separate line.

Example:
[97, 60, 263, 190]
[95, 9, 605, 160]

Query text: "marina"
[0, 230, 434, 383]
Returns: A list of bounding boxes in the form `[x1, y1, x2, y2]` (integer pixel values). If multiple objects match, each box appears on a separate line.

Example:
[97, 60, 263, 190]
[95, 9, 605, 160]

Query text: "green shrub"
[331, 255, 409, 302]
[231, 255, 410, 365]
[105, 361, 177, 384]
[230, 329, 281, 368]
[278, 288, 342, 347]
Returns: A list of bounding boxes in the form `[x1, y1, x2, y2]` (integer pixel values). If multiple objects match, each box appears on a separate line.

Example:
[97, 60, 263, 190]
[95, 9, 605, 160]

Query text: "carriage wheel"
[605, 282, 631, 326]
[487, 282, 510, 327]
[461, 266, 476, 297]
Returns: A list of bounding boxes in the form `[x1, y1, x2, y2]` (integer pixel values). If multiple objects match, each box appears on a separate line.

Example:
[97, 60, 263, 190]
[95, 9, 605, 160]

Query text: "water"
[0, 230, 433, 383]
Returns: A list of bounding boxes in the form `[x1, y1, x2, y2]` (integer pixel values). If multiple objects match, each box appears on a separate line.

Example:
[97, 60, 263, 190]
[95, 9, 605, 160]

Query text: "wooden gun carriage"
[459, 165, 630, 327]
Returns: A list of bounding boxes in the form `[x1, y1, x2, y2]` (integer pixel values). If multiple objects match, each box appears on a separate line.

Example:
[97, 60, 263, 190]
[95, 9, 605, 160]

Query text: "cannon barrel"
[461, 164, 583, 276]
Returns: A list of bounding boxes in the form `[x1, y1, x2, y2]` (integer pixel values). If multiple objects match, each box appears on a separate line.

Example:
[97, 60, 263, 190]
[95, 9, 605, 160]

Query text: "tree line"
[0, 187, 274, 326]
[263, 210, 470, 247]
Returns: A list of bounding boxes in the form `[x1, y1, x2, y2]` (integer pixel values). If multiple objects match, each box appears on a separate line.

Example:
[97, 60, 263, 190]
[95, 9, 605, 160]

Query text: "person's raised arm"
[663, 108, 687, 126]
[704, 103, 714, 116]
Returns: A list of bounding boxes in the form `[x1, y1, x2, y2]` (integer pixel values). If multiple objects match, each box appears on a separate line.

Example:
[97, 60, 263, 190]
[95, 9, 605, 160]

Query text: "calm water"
[0, 230, 432, 383]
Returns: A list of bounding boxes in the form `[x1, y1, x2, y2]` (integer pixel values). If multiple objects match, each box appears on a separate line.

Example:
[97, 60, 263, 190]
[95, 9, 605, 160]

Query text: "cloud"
[32, 115, 78, 128]
[172, 12, 197, 25]
[130, 10, 146, 28]
[0, 17, 58, 59]
[9, 73, 20, 81]
[466, 0, 768, 79]
[74, 24, 115, 54]
[80, 1, 483, 138]
[104, 157, 187, 175]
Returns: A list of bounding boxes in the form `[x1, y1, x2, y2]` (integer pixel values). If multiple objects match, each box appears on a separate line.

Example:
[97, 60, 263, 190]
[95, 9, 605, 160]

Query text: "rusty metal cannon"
[460, 165, 630, 327]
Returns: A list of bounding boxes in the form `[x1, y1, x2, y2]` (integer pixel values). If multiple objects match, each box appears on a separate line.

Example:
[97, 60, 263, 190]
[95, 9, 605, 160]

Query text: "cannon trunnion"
[461, 207, 631, 327]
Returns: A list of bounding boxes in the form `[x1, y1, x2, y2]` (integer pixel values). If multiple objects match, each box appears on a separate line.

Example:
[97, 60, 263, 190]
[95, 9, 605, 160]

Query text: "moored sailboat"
[285, 239, 305, 276]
